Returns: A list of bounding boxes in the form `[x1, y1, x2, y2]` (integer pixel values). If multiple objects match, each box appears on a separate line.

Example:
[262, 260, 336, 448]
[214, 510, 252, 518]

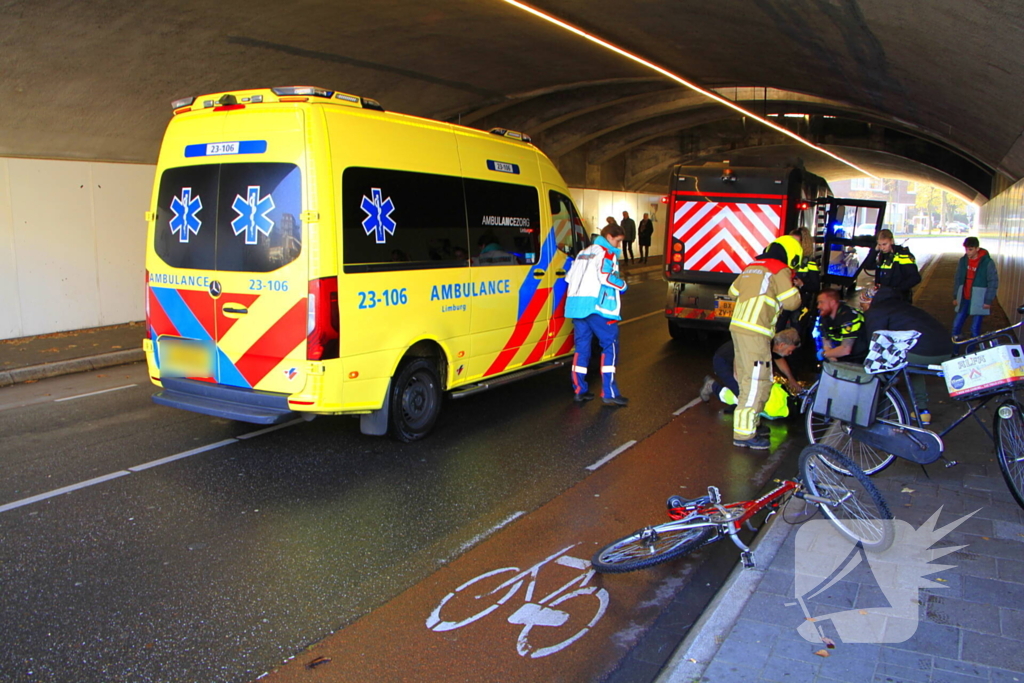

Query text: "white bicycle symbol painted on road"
[425, 543, 609, 658]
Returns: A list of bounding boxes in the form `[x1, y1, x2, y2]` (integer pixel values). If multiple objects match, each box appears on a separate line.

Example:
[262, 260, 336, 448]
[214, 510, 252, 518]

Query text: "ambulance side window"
[549, 191, 589, 257]
[341, 167, 468, 272]
[465, 179, 540, 267]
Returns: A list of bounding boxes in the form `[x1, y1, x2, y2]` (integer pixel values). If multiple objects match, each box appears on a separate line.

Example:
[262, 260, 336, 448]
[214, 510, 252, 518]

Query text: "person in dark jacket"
[861, 287, 953, 424]
[952, 236, 999, 340]
[620, 211, 637, 265]
[637, 213, 654, 263]
[862, 229, 921, 300]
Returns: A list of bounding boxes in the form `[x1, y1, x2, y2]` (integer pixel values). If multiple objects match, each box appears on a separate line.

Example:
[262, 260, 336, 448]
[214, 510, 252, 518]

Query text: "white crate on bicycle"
[941, 344, 1024, 399]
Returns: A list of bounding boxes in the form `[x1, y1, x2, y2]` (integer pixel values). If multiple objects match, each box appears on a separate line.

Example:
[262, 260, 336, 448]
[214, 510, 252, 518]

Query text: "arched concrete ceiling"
[3, 0, 1021, 200]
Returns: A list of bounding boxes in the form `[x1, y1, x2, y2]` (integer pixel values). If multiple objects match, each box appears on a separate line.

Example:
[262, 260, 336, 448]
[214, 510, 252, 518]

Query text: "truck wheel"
[389, 358, 442, 442]
[668, 320, 687, 342]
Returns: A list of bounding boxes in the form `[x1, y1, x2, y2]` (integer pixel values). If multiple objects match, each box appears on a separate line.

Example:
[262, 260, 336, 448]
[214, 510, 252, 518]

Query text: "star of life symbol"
[169, 187, 203, 243]
[791, 507, 976, 644]
[360, 188, 397, 244]
[231, 185, 276, 245]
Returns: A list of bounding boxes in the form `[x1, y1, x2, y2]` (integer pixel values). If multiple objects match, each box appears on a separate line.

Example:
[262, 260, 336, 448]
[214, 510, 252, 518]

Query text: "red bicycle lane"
[255, 404, 800, 683]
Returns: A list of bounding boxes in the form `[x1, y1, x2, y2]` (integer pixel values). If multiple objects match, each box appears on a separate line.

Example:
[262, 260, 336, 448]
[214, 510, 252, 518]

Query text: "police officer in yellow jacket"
[728, 234, 803, 450]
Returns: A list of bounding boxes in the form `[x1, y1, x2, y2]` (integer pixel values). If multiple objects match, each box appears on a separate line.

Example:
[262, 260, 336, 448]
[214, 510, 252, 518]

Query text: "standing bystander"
[620, 211, 636, 265]
[952, 236, 999, 340]
[637, 213, 654, 263]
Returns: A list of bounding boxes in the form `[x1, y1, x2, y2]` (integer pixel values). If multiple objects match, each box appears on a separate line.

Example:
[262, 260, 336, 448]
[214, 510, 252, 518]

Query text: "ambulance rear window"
[155, 163, 302, 273]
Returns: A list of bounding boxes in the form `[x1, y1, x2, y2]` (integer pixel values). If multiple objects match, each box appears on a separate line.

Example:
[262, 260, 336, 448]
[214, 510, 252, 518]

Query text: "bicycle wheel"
[994, 399, 1024, 510]
[804, 383, 906, 476]
[799, 444, 894, 552]
[592, 518, 715, 573]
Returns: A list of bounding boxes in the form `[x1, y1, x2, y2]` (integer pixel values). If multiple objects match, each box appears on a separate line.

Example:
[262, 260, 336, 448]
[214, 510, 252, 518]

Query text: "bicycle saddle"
[666, 494, 711, 510]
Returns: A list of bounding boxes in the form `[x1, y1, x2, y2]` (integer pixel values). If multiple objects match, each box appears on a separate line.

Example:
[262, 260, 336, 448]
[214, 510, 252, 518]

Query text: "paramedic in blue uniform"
[565, 222, 629, 406]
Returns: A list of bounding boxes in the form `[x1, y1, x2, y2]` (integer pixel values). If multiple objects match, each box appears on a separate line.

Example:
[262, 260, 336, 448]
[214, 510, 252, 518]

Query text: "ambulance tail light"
[307, 277, 339, 360]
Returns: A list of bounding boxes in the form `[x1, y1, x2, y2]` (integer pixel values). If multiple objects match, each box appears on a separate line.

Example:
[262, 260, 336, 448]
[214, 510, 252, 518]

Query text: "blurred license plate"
[715, 299, 735, 318]
[160, 339, 214, 378]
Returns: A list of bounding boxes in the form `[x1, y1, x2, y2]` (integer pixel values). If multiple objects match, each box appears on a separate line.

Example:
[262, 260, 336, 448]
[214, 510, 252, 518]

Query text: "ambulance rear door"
[153, 108, 309, 394]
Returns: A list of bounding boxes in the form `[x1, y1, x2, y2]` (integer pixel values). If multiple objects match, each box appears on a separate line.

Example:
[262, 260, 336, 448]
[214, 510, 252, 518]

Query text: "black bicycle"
[802, 307, 1024, 510]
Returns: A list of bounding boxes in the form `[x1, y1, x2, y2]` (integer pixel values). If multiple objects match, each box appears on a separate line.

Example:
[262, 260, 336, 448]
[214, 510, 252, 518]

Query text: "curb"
[655, 509, 797, 683]
[0, 349, 145, 388]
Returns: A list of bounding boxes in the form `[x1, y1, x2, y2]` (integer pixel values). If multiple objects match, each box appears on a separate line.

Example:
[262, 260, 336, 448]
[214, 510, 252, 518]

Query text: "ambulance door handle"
[532, 269, 545, 279]
[555, 270, 567, 277]
[222, 306, 249, 316]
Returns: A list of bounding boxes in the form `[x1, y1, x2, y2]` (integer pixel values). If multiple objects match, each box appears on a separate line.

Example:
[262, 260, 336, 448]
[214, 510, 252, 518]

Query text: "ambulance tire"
[389, 358, 442, 442]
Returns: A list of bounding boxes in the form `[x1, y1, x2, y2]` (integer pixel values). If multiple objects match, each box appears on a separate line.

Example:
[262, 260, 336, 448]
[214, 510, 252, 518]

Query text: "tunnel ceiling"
[3, 0, 1022, 201]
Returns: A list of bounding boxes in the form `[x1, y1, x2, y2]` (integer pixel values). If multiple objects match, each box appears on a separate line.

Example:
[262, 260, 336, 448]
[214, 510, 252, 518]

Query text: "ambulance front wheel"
[389, 358, 442, 442]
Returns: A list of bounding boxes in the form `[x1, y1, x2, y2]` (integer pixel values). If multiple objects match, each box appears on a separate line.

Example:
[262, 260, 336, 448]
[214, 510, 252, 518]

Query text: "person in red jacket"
[952, 236, 999, 340]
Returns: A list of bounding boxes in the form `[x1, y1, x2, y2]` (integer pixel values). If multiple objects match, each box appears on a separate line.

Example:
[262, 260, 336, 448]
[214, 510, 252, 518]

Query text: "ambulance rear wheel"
[668, 320, 687, 342]
[390, 358, 442, 442]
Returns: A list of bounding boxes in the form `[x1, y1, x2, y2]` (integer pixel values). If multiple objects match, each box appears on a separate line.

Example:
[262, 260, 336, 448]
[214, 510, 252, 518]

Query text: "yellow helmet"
[772, 234, 804, 269]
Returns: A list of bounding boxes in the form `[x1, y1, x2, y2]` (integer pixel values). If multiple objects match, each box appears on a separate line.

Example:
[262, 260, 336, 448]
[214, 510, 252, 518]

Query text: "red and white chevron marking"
[672, 201, 782, 273]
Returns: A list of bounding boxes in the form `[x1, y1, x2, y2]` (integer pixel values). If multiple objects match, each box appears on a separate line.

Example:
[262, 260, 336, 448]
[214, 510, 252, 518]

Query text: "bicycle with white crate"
[802, 306, 1024, 510]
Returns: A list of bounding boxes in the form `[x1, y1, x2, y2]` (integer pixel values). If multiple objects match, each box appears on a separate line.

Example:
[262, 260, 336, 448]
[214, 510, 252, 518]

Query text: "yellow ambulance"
[144, 86, 589, 440]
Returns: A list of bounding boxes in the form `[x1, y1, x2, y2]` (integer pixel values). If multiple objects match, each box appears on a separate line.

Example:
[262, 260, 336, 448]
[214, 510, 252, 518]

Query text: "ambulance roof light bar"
[501, 0, 877, 179]
[172, 87, 386, 112]
[489, 128, 532, 143]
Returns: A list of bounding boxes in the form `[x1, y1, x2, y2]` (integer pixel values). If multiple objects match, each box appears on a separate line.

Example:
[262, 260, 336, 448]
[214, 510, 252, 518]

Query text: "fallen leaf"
[687, 658, 698, 664]
[307, 656, 331, 669]
[935, 578, 947, 582]
[111, 345, 122, 349]
[805, 617, 816, 623]
[859, 610, 868, 615]
[814, 649, 830, 658]
[96, 374, 106, 378]
[24, 380, 37, 384]
[981, 537, 990, 541]
[901, 487, 915, 493]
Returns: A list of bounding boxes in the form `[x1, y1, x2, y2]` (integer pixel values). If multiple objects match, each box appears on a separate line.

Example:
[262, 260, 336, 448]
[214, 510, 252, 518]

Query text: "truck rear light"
[672, 243, 683, 252]
[672, 253, 683, 263]
[672, 264, 682, 272]
[307, 277, 339, 360]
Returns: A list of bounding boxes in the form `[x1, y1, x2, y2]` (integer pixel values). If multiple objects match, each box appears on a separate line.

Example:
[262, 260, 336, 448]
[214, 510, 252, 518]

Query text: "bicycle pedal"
[741, 551, 756, 569]
[944, 459, 959, 468]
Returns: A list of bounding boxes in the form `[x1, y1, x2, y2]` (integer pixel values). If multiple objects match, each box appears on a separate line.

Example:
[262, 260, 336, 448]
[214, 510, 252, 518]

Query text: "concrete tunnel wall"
[984, 180, 1024, 322]
[0, 157, 667, 341]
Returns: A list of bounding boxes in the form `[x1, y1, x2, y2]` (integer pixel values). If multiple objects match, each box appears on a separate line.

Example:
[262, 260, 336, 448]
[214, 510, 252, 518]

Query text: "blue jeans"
[952, 300, 984, 339]
[571, 314, 622, 398]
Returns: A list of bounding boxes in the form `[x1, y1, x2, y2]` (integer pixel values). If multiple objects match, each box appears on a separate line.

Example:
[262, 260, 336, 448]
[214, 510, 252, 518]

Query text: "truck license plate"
[715, 299, 735, 318]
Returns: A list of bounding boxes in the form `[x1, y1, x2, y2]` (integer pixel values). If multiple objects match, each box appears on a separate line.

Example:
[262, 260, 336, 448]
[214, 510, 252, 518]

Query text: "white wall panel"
[92, 163, 152, 325]
[0, 159, 22, 339]
[9, 159, 100, 335]
[0, 157, 151, 340]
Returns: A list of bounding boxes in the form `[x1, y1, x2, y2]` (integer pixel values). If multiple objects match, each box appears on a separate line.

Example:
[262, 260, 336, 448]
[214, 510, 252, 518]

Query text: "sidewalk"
[660, 253, 1024, 682]
[0, 321, 146, 387]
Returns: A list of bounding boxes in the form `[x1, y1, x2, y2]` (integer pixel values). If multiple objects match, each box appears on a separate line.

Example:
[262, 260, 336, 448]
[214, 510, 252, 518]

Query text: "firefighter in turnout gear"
[728, 234, 803, 450]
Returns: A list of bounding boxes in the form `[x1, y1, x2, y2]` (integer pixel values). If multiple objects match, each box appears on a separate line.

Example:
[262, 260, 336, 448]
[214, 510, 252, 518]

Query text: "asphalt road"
[0, 271, 768, 683]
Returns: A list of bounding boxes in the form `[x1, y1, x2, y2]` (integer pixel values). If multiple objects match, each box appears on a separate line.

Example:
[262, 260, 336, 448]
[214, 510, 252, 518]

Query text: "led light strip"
[500, 0, 877, 178]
